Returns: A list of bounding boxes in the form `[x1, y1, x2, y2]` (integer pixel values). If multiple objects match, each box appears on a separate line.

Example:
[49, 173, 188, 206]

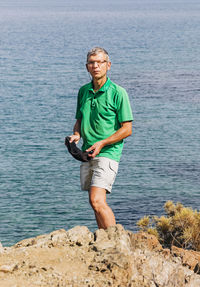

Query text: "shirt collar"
[89, 77, 111, 94]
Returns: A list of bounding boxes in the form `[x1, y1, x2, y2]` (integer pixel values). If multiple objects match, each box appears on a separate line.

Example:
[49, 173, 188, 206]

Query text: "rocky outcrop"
[0, 225, 200, 287]
[171, 245, 200, 274]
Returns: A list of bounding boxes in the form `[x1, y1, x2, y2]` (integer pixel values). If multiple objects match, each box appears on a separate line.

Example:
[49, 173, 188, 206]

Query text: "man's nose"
[93, 61, 98, 67]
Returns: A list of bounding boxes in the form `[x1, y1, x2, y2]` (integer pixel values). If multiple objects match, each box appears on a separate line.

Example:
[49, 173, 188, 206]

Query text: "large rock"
[171, 245, 200, 273]
[0, 224, 200, 287]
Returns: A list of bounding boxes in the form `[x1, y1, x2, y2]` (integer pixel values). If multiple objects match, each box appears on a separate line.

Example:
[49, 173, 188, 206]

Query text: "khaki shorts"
[80, 157, 119, 193]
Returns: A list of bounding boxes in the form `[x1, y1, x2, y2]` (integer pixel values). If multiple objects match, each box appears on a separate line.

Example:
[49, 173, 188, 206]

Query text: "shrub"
[137, 201, 200, 251]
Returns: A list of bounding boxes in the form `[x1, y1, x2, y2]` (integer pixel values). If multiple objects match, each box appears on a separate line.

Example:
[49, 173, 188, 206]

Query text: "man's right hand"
[69, 134, 80, 145]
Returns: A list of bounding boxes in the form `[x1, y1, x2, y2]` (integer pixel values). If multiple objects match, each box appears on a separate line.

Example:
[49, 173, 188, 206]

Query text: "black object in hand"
[65, 136, 91, 162]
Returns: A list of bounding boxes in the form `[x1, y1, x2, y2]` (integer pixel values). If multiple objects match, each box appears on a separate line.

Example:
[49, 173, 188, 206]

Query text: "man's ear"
[86, 64, 89, 72]
[107, 61, 111, 71]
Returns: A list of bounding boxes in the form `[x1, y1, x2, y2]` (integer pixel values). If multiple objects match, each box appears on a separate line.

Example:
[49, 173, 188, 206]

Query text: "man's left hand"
[86, 140, 105, 158]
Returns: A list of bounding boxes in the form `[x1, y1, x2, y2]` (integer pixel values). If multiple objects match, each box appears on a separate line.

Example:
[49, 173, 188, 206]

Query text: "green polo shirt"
[75, 78, 133, 162]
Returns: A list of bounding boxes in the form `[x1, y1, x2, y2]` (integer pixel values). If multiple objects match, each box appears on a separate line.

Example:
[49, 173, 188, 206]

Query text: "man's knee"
[89, 188, 106, 212]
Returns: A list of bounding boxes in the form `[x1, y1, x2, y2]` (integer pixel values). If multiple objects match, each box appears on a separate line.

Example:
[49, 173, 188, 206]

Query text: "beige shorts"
[80, 157, 119, 193]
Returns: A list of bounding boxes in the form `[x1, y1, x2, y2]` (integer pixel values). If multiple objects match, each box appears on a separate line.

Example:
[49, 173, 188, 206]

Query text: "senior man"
[70, 47, 133, 229]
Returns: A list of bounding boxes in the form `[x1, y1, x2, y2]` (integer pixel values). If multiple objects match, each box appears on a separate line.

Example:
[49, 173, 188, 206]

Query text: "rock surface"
[0, 224, 200, 287]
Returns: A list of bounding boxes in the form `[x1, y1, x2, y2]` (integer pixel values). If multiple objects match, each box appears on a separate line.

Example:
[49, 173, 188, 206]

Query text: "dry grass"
[137, 201, 200, 251]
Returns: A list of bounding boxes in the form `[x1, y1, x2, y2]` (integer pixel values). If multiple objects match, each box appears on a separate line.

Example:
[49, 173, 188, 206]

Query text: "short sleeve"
[116, 88, 133, 123]
[75, 89, 82, 120]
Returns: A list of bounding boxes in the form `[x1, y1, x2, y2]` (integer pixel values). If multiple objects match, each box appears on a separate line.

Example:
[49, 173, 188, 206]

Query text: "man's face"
[86, 52, 111, 81]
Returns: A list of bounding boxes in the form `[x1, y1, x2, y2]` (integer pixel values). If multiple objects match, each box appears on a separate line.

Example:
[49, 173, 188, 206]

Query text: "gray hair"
[87, 47, 110, 63]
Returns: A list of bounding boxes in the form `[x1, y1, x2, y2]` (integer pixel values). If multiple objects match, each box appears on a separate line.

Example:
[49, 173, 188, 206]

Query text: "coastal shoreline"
[0, 224, 200, 287]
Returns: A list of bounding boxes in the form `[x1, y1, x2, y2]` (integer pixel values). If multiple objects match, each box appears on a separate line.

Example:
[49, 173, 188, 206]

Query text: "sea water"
[0, 0, 200, 246]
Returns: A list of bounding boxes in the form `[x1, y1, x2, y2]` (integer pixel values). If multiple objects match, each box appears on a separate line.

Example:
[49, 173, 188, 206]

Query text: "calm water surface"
[0, 0, 200, 246]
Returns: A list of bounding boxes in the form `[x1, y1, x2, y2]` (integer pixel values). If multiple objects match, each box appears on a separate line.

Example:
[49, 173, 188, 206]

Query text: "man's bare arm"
[69, 119, 81, 144]
[86, 121, 132, 158]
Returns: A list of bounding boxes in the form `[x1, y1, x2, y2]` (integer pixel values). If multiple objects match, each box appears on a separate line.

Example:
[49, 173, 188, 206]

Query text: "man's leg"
[89, 186, 116, 229]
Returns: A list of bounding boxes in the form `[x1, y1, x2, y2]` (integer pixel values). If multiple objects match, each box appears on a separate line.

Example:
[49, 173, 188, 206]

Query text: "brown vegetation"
[137, 201, 200, 251]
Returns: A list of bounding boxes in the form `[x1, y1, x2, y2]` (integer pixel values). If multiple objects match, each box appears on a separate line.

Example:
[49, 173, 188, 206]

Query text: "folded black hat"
[65, 136, 91, 162]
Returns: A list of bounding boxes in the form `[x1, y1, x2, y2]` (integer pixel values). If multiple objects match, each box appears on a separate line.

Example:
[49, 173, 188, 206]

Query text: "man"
[70, 47, 133, 229]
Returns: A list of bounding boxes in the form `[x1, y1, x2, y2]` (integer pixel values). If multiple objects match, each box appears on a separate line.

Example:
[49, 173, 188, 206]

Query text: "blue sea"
[0, 0, 200, 246]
